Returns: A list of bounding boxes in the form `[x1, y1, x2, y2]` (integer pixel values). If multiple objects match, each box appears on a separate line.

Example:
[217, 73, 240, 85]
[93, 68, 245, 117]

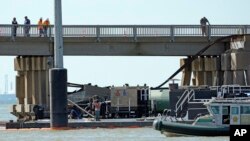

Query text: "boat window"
[211, 106, 220, 114]
[241, 106, 250, 114]
[231, 107, 239, 115]
[223, 106, 229, 115]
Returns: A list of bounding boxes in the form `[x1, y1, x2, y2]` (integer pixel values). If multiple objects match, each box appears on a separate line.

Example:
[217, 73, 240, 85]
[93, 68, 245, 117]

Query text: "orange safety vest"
[38, 20, 43, 30]
[43, 20, 50, 27]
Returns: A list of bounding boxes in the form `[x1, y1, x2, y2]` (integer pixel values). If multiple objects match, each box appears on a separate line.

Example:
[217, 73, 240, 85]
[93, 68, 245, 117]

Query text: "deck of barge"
[3, 118, 153, 129]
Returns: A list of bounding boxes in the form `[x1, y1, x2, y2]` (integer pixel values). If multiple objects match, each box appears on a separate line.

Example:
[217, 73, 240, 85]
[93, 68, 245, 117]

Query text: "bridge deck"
[0, 25, 249, 56]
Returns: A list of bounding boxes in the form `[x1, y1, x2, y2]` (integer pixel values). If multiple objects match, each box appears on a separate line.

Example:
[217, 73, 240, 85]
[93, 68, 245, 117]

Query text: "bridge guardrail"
[0, 24, 249, 40]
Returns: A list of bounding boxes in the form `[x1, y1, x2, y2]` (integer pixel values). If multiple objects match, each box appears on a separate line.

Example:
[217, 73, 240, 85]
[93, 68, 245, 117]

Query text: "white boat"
[153, 92, 250, 136]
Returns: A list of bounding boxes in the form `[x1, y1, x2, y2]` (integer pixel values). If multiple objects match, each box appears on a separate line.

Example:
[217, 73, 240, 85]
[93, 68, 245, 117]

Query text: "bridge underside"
[0, 36, 230, 56]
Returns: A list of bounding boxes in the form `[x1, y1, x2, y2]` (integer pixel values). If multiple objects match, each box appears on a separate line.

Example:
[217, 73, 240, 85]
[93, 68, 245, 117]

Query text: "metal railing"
[0, 24, 249, 40]
[218, 85, 250, 97]
[175, 89, 195, 116]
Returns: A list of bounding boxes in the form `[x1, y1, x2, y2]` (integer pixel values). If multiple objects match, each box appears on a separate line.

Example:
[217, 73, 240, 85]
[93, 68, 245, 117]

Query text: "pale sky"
[0, 0, 250, 93]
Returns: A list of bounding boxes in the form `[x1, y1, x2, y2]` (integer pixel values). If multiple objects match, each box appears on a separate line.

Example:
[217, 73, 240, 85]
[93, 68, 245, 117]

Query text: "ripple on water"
[0, 128, 229, 141]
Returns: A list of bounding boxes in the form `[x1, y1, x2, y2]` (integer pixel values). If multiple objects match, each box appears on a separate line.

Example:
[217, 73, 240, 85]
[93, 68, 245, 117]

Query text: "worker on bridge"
[11, 17, 18, 37]
[200, 17, 210, 36]
[24, 16, 31, 37]
[38, 18, 43, 37]
[43, 18, 50, 37]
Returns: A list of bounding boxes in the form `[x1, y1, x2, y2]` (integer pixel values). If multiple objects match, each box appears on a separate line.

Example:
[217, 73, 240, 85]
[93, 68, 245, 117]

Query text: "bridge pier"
[12, 56, 53, 120]
[181, 56, 222, 86]
[180, 36, 250, 86]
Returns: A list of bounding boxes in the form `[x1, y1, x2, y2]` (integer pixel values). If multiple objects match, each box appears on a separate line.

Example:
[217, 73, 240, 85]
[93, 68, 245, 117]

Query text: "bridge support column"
[180, 56, 222, 86]
[212, 71, 223, 86]
[180, 58, 191, 86]
[221, 51, 250, 85]
[12, 56, 53, 120]
[204, 56, 221, 86]
[16, 72, 25, 104]
[246, 65, 250, 85]
[191, 57, 205, 86]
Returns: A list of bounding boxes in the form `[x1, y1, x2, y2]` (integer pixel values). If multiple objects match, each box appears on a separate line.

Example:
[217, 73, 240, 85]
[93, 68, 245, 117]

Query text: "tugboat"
[153, 86, 250, 136]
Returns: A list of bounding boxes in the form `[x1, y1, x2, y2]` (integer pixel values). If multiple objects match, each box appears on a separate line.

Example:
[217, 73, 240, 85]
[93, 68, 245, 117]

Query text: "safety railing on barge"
[0, 24, 249, 40]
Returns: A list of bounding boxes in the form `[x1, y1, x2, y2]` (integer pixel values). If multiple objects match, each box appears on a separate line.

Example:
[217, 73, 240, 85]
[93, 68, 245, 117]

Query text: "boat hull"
[153, 119, 229, 136]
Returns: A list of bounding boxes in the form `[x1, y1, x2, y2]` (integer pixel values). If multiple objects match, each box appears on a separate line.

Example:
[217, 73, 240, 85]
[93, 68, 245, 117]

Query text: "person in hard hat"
[43, 18, 50, 37]
[200, 17, 210, 36]
[38, 18, 43, 37]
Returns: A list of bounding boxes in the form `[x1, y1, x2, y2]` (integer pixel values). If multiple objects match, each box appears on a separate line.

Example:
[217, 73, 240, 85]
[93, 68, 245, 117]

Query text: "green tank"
[150, 89, 170, 113]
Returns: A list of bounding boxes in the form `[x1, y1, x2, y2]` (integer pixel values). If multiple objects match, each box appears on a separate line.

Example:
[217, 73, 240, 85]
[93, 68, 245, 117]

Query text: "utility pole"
[50, 0, 68, 128]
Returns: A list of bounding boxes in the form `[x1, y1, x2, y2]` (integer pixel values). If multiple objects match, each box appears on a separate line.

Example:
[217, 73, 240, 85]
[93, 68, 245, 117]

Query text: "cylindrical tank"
[149, 89, 170, 113]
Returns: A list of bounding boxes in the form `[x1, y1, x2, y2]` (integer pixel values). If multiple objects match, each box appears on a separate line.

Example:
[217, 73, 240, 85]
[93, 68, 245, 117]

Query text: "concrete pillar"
[221, 53, 233, 85]
[204, 71, 212, 86]
[14, 56, 53, 120]
[221, 53, 231, 71]
[223, 71, 233, 85]
[204, 57, 215, 86]
[180, 58, 191, 86]
[45, 70, 50, 110]
[195, 71, 204, 86]
[192, 72, 196, 86]
[192, 57, 204, 71]
[246, 65, 250, 85]
[31, 71, 38, 104]
[40, 70, 47, 105]
[191, 57, 205, 86]
[204, 57, 221, 71]
[24, 71, 33, 104]
[245, 39, 250, 51]
[16, 72, 25, 104]
[233, 70, 245, 85]
[212, 71, 223, 86]
[231, 52, 250, 70]
[181, 71, 191, 86]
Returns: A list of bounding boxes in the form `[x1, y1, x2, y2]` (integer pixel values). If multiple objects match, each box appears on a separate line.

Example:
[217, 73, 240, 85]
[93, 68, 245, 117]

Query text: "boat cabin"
[206, 98, 250, 125]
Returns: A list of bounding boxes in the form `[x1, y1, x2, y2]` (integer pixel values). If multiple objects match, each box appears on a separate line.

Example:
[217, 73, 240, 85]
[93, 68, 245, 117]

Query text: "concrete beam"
[63, 42, 225, 56]
[0, 36, 227, 56]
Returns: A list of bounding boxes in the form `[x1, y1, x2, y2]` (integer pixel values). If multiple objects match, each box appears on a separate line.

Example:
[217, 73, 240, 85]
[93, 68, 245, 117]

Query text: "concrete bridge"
[1, 24, 250, 120]
[1, 24, 250, 56]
